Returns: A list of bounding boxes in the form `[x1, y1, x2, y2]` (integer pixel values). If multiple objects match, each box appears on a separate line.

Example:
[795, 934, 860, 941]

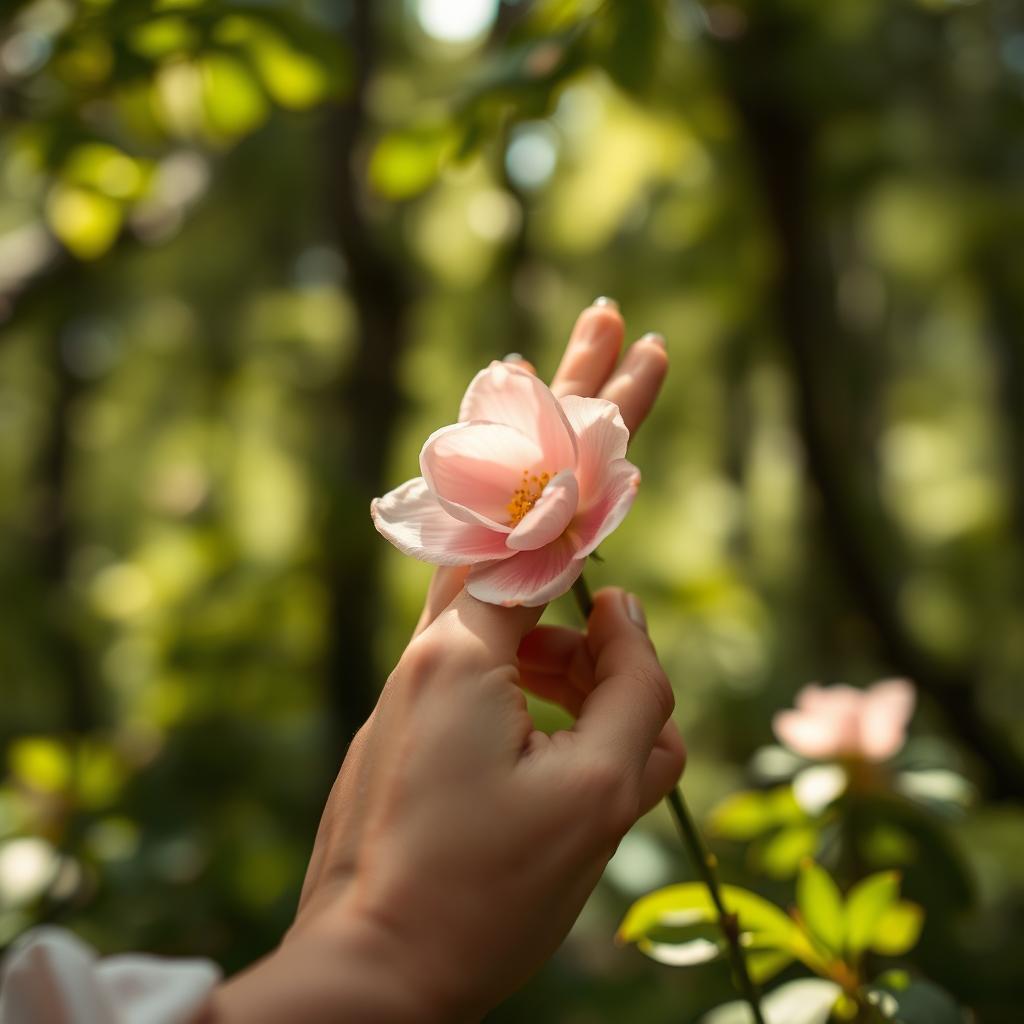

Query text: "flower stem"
[570, 575, 766, 1024]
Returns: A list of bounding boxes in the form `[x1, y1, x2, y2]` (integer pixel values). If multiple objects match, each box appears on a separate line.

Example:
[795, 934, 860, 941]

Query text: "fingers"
[519, 621, 685, 807]
[414, 566, 468, 637]
[517, 625, 594, 714]
[638, 720, 686, 813]
[549, 300, 624, 399]
[412, 588, 542, 676]
[574, 589, 676, 777]
[599, 332, 669, 437]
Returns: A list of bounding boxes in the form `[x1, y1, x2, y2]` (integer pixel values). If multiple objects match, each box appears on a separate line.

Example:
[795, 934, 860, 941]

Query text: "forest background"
[1, 0, 1023, 1020]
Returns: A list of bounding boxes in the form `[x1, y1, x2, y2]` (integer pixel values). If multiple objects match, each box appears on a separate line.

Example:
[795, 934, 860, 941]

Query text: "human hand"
[206, 303, 684, 1023]
[290, 587, 683, 1022]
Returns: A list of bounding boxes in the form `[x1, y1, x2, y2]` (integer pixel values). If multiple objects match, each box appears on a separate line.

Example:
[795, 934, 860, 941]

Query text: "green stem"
[570, 575, 766, 1024]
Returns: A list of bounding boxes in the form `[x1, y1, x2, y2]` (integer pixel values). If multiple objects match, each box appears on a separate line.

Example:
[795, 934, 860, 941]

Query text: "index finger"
[414, 588, 542, 675]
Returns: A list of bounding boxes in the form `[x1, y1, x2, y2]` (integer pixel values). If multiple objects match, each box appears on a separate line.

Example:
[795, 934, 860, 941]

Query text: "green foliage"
[3, 0, 1023, 1020]
[797, 860, 846, 957]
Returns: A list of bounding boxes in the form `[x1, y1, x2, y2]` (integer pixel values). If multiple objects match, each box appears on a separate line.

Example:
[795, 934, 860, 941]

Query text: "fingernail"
[624, 592, 647, 631]
[502, 352, 524, 363]
[592, 296, 619, 310]
[640, 332, 666, 349]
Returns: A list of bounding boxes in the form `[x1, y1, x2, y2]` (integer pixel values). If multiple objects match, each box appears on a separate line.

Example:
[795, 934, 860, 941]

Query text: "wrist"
[321, 891, 477, 1024]
[207, 911, 457, 1024]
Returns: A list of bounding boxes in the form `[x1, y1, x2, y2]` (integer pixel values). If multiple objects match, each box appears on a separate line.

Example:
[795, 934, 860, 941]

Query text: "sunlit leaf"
[46, 183, 123, 259]
[754, 824, 820, 879]
[618, 882, 805, 980]
[200, 53, 269, 138]
[845, 870, 900, 957]
[63, 143, 147, 200]
[368, 127, 453, 201]
[796, 860, 845, 956]
[9, 738, 70, 793]
[709, 786, 804, 841]
[870, 902, 923, 957]
[130, 15, 199, 60]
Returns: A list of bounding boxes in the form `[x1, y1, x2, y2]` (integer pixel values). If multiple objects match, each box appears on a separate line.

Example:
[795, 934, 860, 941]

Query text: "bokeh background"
[1, 0, 1023, 1020]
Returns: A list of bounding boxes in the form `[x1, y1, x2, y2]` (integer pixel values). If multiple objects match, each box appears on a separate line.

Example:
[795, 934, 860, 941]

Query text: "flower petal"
[859, 678, 915, 761]
[568, 458, 640, 559]
[506, 469, 579, 552]
[772, 709, 843, 761]
[421, 421, 543, 531]
[459, 361, 577, 472]
[559, 395, 630, 502]
[466, 535, 584, 607]
[371, 477, 514, 565]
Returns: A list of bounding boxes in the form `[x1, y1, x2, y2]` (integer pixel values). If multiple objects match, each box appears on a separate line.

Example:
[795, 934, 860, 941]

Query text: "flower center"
[507, 470, 551, 527]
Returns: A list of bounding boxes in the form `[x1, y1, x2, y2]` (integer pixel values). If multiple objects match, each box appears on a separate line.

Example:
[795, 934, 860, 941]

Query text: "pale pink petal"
[421, 421, 543, 531]
[795, 684, 863, 716]
[559, 395, 630, 502]
[466, 535, 583, 607]
[859, 678, 915, 761]
[568, 458, 640, 559]
[772, 709, 844, 760]
[371, 477, 514, 566]
[507, 469, 579, 552]
[459, 362, 577, 472]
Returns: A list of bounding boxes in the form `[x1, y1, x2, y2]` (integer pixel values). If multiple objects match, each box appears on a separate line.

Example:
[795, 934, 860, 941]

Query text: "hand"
[205, 304, 684, 1023]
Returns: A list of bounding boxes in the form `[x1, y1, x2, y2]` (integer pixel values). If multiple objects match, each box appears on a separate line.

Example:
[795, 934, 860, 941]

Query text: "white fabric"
[0, 928, 220, 1024]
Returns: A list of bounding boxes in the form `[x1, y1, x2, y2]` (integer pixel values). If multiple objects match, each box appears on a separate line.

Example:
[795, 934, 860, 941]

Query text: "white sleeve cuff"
[0, 927, 222, 1024]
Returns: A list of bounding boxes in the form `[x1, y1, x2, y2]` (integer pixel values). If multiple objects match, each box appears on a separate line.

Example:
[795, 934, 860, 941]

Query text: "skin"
[204, 303, 684, 1023]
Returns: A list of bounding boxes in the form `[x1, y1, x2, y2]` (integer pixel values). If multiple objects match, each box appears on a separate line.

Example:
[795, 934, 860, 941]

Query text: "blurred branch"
[320, 0, 411, 759]
[715, 38, 1024, 801]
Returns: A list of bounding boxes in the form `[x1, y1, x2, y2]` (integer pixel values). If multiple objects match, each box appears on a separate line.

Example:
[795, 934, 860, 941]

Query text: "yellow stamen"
[507, 470, 551, 526]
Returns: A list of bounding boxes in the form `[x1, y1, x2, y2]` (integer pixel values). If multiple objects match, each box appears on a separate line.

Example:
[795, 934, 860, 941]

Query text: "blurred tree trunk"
[33, 290, 96, 736]
[320, 0, 411, 764]
[713, 25, 1024, 800]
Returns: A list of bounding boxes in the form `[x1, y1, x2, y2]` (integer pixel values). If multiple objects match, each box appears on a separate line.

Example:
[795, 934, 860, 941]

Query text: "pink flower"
[371, 361, 640, 607]
[772, 679, 916, 763]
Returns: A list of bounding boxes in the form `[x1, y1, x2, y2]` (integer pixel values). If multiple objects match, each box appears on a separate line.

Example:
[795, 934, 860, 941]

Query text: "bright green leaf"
[46, 184, 123, 260]
[9, 739, 70, 793]
[709, 787, 803, 841]
[368, 128, 453, 201]
[797, 860, 845, 956]
[200, 53, 269, 138]
[871, 902, 924, 957]
[754, 824, 820, 879]
[846, 871, 900, 958]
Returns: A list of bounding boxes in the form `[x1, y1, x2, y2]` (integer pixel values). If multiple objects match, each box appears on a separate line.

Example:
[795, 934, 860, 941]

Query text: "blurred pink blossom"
[371, 361, 640, 606]
[772, 679, 916, 763]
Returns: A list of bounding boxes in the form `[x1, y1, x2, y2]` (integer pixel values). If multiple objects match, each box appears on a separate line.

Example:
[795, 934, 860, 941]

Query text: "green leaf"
[796, 860, 845, 956]
[45, 184, 122, 260]
[618, 883, 802, 981]
[709, 787, 803, 841]
[845, 870, 900, 958]
[754, 824, 820, 879]
[870, 902, 923, 956]
[368, 127, 453, 201]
